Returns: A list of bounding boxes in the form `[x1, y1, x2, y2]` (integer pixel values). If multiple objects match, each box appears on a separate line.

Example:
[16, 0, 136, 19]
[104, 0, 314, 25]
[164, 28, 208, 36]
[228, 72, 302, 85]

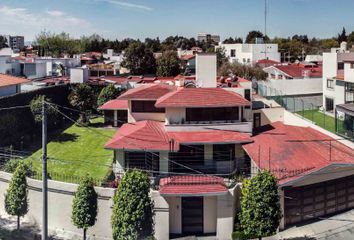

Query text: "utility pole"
[264, 0, 267, 60]
[42, 100, 48, 240]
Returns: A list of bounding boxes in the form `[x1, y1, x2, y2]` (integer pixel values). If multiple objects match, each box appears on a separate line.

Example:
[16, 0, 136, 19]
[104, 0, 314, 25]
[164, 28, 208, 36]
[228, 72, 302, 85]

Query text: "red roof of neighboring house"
[159, 175, 228, 196]
[155, 88, 250, 108]
[81, 56, 94, 61]
[257, 59, 280, 65]
[242, 122, 354, 185]
[168, 130, 252, 144]
[271, 64, 322, 78]
[180, 54, 195, 61]
[98, 99, 128, 110]
[0, 74, 30, 88]
[118, 84, 177, 100]
[105, 121, 172, 151]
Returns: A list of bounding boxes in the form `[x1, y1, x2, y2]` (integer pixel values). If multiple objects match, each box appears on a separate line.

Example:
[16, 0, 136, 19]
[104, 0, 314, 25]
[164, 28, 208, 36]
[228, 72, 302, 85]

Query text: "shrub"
[111, 170, 154, 240]
[2, 159, 35, 177]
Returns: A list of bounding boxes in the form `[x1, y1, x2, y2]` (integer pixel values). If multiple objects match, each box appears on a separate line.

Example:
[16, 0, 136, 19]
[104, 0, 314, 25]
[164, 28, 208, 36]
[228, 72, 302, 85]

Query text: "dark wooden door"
[182, 197, 204, 235]
[253, 112, 261, 128]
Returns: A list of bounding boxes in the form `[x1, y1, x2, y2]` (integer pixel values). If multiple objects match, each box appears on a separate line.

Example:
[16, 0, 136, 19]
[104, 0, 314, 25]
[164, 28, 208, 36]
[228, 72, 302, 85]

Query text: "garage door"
[284, 175, 354, 227]
[182, 197, 204, 235]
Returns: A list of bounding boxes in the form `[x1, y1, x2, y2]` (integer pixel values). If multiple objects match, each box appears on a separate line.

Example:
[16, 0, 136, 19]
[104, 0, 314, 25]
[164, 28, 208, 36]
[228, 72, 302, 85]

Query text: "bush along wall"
[0, 85, 73, 148]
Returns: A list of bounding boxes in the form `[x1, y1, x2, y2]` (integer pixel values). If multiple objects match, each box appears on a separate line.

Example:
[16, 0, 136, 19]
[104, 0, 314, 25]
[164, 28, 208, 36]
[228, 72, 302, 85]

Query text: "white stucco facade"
[217, 43, 280, 65]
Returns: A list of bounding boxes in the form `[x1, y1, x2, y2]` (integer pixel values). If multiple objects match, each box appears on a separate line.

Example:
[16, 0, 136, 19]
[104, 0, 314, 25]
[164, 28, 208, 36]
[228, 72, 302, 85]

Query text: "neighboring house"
[197, 33, 220, 43]
[260, 63, 323, 109]
[217, 43, 281, 65]
[98, 99, 128, 127]
[1, 35, 24, 52]
[0, 73, 30, 97]
[243, 121, 354, 230]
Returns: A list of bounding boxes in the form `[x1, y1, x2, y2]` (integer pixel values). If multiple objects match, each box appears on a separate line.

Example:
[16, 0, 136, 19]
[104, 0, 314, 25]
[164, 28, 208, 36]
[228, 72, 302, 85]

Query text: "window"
[125, 152, 159, 173]
[327, 79, 334, 89]
[243, 58, 246, 63]
[230, 49, 236, 57]
[213, 144, 235, 161]
[186, 107, 239, 122]
[244, 89, 251, 101]
[247, 58, 251, 63]
[131, 100, 165, 113]
[338, 62, 344, 70]
[325, 98, 334, 112]
[345, 82, 354, 103]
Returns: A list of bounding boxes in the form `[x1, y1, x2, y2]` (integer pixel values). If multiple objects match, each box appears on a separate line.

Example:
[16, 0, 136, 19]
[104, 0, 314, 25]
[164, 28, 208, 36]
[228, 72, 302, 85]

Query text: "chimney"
[196, 53, 217, 88]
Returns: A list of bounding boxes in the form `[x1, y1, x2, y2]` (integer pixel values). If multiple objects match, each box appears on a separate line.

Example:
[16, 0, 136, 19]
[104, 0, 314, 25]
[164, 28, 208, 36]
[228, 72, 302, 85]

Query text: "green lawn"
[296, 109, 336, 133]
[25, 118, 116, 183]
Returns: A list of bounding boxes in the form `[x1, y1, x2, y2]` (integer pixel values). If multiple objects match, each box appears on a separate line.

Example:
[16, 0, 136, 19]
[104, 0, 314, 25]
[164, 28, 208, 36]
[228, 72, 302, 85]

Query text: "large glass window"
[230, 49, 236, 57]
[213, 144, 235, 161]
[131, 100, 165, 113]
[125, 152, 159, 173]
[186, 107, 239, 122]
[345, 82, 354, 104]
[325, 98, 334, 112]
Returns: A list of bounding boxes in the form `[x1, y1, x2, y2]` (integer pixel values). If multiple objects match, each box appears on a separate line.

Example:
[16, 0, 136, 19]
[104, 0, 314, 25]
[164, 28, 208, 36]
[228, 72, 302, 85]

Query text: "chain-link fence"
[258, 84, 336, 133]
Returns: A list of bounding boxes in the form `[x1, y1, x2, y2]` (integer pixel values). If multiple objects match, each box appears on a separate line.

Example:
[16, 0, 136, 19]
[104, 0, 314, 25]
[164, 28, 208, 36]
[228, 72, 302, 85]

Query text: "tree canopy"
[72, 176, 98, 240]
[97, 84, 119, 107]
[111, 170, 154, 240]
[239, 171, 281, 239]
[5, 161, 29, 230]
[218, 62, 267, 80]
[68, 84, 96, 123]
[156, 50, 181, 77]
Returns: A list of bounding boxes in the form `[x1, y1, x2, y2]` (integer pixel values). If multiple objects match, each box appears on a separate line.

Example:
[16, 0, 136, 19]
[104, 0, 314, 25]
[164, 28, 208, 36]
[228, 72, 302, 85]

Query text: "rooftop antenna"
[264, 0, 267, 60]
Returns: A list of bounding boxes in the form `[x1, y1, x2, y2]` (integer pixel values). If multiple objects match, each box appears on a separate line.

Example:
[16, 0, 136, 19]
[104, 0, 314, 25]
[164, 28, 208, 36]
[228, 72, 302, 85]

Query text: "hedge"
[0, 85, 72, 148]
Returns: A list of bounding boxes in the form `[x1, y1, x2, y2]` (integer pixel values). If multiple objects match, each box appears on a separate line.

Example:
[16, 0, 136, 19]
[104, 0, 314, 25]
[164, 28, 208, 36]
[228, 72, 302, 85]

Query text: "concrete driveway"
[274, 209, 354, 240]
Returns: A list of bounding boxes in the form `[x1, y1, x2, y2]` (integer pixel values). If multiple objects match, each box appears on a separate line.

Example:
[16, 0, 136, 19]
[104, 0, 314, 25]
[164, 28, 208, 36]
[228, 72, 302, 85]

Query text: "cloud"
[46, 10, 65, 17]
[0, 6, 98, 40]
[97, 0, 153, 11]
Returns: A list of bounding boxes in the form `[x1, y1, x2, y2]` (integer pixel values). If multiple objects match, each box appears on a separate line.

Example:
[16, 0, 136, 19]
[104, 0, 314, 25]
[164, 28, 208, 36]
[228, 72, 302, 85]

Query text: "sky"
[0, 0, 354, 42]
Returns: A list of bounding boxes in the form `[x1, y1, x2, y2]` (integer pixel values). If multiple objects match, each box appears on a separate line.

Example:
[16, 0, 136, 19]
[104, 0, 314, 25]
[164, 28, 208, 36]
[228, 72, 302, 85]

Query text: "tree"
[4, 161, 28, 230]
[239, 171, 281, 239]
[72, 176, 98, 240]
[111, 170, 154, 240]
[30, 95, 58, 123]
[245, 30, 265, 44]
[338, 27, 348, 44]
[97, 84, 119, 107]
[122, 41, 156, 75]
[0, 36, 8, 49]
[68, 84, 96, 124]
[156, 50, 181, 77]
[218, 62, 267, 80]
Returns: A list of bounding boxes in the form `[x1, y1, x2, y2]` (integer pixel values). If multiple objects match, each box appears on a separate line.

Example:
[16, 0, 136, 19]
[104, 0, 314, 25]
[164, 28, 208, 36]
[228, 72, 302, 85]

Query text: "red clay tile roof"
[105, 121, 172, 151]
[159, 175, 228, 196]
[118, 84, 177, 100]
[272, 65, 322, 78]
[242, 122, 354, 185]
[257, 59, 280, 64]
[105, 120, 252, 151]
[168, 130, 252, 145]
[98, 99, 128, 110]
[155, 88, 250, 108]
[0, 74, 30, 88]
[180, 54, 195, 61]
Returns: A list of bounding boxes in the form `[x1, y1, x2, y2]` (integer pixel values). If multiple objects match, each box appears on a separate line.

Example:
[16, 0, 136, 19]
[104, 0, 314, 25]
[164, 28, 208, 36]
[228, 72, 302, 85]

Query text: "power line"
[0, 105, 30, 111]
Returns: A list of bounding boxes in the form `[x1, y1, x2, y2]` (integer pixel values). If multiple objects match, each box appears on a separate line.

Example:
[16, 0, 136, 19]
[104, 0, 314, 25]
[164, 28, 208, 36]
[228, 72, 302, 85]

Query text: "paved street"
[274, 209, 354, 240]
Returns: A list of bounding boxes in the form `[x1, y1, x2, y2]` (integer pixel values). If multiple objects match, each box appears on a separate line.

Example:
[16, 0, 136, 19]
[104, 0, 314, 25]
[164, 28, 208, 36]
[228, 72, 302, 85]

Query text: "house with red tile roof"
[103, 55, 253, 238]
[243, 121, 354, 229]
[0, 74, 30, 97]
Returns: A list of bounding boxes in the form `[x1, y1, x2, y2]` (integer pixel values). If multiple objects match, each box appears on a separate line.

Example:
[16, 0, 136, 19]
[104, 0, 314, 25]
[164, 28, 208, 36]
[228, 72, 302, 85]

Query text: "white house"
[322, 42, 354, 115]
[217, 43, 280, 65]
[0, 73, 30, 97]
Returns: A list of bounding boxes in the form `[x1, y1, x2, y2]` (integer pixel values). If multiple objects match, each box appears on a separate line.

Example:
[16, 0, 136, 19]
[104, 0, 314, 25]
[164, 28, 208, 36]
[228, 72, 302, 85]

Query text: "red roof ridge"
[0, 74, 30, 88]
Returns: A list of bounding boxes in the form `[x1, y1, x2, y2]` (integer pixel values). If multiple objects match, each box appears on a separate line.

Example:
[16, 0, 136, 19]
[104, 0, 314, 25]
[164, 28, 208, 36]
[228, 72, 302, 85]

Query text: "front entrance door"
[182, 197, 203, 235]
[253, 112, 261, 128]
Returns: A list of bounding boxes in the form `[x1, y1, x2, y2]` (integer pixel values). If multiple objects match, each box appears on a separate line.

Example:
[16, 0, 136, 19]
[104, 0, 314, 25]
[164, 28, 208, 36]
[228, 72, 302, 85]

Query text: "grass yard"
[296, 109, 336, 133]
[25, 118, 116, 183]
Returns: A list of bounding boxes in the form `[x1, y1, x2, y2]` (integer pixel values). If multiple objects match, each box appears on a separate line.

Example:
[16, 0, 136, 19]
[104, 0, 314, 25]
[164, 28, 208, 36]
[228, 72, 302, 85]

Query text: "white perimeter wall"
[0, 171, 115, 240]
[259, 78, 323, 96]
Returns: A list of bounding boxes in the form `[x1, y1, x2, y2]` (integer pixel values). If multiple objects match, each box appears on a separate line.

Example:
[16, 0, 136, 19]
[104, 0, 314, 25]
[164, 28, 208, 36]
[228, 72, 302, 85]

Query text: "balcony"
[165, 120, 253, 133]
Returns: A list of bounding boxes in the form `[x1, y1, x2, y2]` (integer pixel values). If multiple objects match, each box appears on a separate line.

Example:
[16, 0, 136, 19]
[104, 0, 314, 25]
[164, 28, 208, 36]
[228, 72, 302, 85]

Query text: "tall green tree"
[111, 170, 154, 240]
[338, 27, 348, 44]
[72, 176, 98, 240]
[246, 30, 266, 44]
[122, 42, 156, 75]
[239, 171, 281, 239]
[4, 161, 29, 230]
[68, 84, 96, 124]
[156, 50, 180, 77]
[97, 84, 119, 107]
[30, 95, 58, 123]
